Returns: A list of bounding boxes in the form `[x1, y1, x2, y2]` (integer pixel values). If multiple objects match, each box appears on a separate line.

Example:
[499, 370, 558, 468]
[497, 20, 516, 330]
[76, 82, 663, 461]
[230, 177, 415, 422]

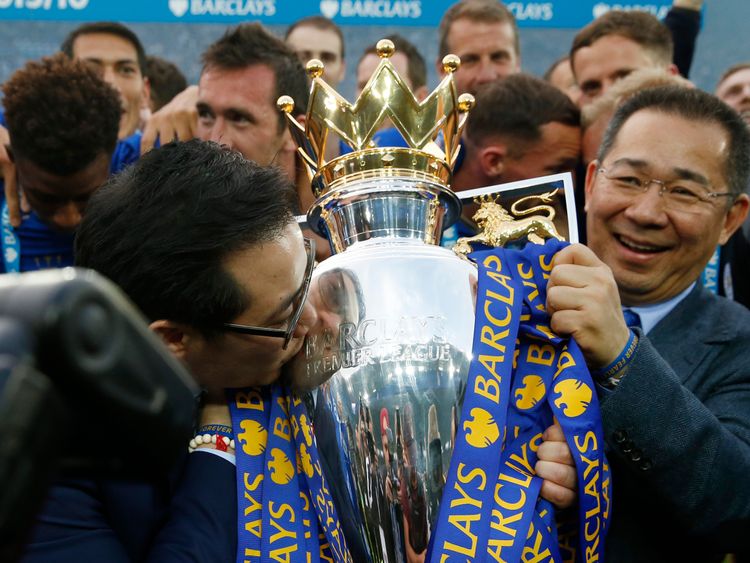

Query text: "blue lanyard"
[430, 240, 611, 562]
[228, 384, 352, 563]
[1, 202, 20, 273]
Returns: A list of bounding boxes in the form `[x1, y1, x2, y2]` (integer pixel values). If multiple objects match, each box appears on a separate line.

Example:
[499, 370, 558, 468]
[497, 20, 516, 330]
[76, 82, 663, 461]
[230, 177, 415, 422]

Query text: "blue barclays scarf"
[430, 239, 611, 563]
[227, 385, 352, 563]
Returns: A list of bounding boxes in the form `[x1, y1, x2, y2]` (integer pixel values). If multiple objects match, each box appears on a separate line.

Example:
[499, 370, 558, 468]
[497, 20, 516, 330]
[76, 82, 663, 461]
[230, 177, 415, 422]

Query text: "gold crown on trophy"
[277, 39, 475, 198]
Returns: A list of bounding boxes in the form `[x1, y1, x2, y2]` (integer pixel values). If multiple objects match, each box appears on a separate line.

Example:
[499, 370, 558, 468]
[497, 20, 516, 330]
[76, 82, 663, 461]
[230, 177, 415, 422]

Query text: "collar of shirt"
[627, 282, 696, 335]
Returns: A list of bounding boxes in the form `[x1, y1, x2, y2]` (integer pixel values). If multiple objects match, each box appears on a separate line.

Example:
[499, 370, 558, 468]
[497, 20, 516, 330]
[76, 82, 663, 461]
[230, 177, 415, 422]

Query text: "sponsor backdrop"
[0, 1, 743, 101]
[0, 0, 673, 27]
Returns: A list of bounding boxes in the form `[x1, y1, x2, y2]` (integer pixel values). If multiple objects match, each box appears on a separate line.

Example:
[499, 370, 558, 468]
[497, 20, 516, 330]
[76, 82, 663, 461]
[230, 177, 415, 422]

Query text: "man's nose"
[101, 65, 119, 89]
[52, 202, 82, 231]
[294, 299, 318, 339]
[476, 59, 499, 85]
[623, 184, 670, 226]
[208, 120, 232, 147]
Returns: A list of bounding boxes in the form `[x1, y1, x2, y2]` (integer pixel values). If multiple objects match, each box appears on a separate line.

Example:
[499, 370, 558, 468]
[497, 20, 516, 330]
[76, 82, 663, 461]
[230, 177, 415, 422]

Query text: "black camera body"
[0, 269, 198, 558]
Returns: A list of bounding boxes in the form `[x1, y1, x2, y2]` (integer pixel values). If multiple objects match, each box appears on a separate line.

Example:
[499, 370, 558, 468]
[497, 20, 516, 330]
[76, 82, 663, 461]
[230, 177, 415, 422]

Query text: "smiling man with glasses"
[544, 86, 750, 561]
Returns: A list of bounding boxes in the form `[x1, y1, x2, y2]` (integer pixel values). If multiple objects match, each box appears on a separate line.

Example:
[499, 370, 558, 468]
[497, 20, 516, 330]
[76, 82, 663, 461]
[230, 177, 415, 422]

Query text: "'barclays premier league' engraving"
[305, 315, 452, 374]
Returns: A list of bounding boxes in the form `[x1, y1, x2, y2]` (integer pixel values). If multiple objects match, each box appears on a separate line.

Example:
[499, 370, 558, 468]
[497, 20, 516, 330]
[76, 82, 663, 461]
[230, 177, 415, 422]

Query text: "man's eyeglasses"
[222, 238, 315, 350]
[597, 165, 735, 214]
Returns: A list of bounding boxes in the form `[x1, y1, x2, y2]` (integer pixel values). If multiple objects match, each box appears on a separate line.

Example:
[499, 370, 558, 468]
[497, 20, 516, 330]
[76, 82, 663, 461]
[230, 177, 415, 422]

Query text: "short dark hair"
[598, 86, 750, 196]
[284, 15, 345, 60]
[571, 10, 673, 71]
[466, 74, 580, 156]
[716, 62, 750, 91]
[359, 34, 426, 90]
[438, 0, 519, 59]
[145, 55, 188, 111]
[75, 139, 300, 337]
[2, 53, 120, 175]
[61, 21, 147, 75]
[201, 23, 309, 128]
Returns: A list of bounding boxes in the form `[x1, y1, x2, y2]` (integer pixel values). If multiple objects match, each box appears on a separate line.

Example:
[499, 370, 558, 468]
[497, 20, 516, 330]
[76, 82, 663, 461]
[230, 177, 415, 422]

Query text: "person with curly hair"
[1, 53, 121, 272]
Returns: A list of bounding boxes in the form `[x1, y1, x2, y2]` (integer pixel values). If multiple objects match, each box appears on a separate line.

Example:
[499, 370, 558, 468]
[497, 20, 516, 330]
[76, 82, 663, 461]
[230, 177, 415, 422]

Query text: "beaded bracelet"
[189, 424, 236, 453]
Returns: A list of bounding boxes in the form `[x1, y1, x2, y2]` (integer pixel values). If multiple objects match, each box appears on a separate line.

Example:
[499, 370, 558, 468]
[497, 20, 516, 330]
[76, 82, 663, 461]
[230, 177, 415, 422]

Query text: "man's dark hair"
[438, 0, 519, 59]
[717, 62, 750, 91]
[75, 139, 300, 337]
[145, 55, 188, 111]
[360, 34, 426, 90]
[466, 74, 580, 156]
[202, 23, 309, 129]
[284, 15, 345, 60]
[2, 53, 120, 175]
[61, 21, 147, 75]
[571, 10, 673, 70]
[598, 86, 750, 196]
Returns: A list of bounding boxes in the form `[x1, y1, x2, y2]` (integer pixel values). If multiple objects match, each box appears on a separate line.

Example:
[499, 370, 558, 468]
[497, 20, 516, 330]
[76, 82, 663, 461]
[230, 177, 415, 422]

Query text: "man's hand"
[0, 125, 27, 228]
[546, 244, 630, 369]
[140, 85, 199, 154]
[536, 422, 577, 509]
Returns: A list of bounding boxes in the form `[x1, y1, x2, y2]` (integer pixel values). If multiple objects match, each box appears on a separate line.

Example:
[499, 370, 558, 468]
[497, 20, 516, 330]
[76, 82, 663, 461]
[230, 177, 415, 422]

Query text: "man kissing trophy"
[282, 40, 610, 563]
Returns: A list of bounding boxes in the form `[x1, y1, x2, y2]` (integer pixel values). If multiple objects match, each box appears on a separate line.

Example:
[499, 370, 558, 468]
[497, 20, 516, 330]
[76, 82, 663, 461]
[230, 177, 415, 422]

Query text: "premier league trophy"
[282, 40, 609, 563]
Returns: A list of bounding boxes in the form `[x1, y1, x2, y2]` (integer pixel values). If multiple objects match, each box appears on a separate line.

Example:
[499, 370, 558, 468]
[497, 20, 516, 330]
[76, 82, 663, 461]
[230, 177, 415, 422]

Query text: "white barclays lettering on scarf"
[0, 0, 87, 9]
[592, 2, 669, 19]
[330, 0, 421, 19]
[169, 0, 276, 17]
[506, 2, 553, 21]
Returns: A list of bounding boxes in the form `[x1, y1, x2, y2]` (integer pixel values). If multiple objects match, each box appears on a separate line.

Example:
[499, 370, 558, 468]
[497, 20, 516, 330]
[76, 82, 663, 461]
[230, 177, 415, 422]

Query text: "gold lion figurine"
[453, 189, 563, 258]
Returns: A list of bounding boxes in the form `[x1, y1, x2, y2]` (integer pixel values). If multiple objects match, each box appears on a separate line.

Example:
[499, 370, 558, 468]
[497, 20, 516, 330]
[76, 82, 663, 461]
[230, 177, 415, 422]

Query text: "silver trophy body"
[289, 177, 476, 562]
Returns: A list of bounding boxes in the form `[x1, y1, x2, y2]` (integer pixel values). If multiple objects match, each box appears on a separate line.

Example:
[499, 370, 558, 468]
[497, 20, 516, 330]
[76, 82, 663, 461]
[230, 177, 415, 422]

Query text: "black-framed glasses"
[597, 165, 735, 214]
[222, 238, 315, 350]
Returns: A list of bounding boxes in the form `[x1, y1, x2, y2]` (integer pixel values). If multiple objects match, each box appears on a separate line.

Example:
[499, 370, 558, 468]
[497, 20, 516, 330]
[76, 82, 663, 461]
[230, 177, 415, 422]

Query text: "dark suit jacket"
[22, 452, 236, 562]
[600, 285, 750, 562]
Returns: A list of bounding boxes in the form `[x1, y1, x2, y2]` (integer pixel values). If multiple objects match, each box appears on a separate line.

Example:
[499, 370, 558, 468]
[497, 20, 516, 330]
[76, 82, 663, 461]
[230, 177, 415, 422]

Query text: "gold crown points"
[458, 93, 475, 113]
[442, 54, 460, 74]
[277, 95, 295, 114]
[278, 40, 474, 195]
[306, 59, 324, 79]
[376, 39, 395, 58]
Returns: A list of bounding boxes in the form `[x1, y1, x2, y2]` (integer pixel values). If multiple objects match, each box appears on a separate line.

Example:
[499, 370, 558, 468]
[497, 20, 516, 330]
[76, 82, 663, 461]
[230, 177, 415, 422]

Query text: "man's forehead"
[17, 151, 111, 195]
[72, 32, 139, 62]
[200, 64, 277, 99]
[608, 109, 728, 172]
[287, 26, 342, 55]
[574, 35, 655, 68]
[717, 67, 750, 94]
[358, 53, 409, 81]
[447, 17, 516, 49]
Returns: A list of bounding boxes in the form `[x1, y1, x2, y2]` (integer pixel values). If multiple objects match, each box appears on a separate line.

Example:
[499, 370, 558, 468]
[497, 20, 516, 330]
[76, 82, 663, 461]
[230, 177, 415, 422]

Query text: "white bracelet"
[188, 433, 236, 453]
